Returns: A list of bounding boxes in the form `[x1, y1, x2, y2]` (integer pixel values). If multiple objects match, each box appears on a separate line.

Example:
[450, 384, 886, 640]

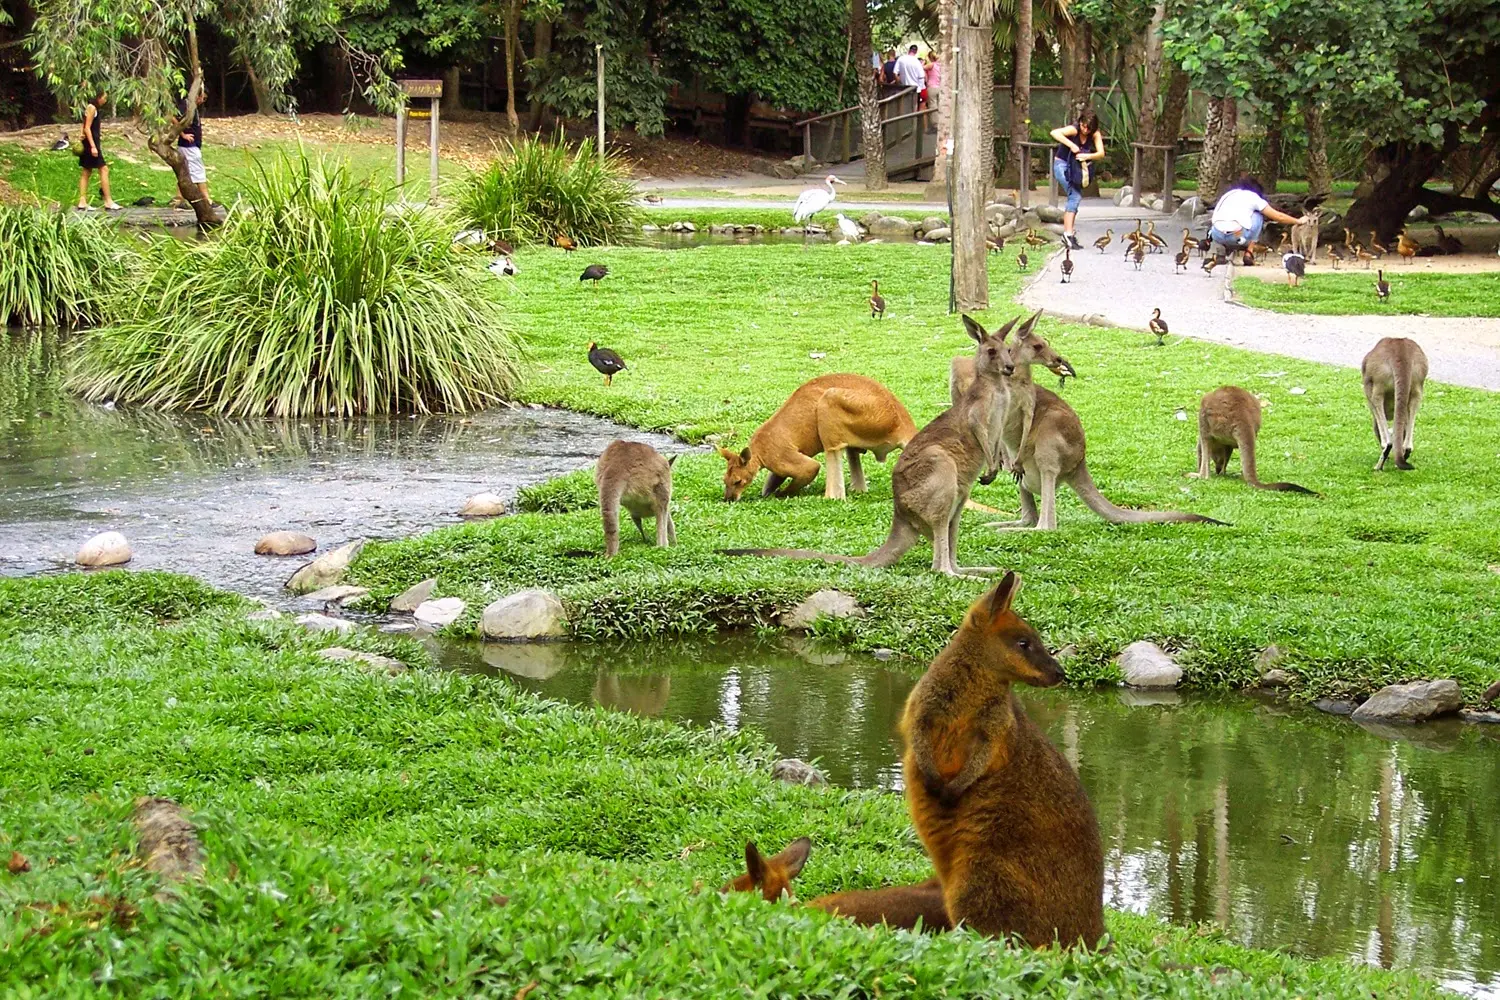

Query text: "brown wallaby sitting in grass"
[1193, 386, 1316, 494]
[723, 315, 1021, 576]
[902, 572, 1105, 948]
[723, 839, 950, 932]
[596, 440, 676, 557]
[1361, 337, 1428, 471]
[718, 374, 917, 501]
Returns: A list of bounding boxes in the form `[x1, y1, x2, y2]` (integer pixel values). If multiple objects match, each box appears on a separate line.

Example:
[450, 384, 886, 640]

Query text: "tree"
[1302, 101, 1331, 199]
[927, 0, 955, 191]
[1196, 95, 1236, 201]
[952, 0, 991, 309]
[849, 0, 885, 189]
[1006, 0, 1030, 193]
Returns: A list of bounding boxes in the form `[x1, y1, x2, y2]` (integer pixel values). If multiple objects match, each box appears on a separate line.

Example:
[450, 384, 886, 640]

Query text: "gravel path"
[1020, 199, 1500, 391]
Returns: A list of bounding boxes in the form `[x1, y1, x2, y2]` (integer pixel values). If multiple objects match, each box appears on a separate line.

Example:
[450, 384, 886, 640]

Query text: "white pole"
[430, 96, 441, 205]
[395, 101, 407, 195]
[596, 44, 606, 154]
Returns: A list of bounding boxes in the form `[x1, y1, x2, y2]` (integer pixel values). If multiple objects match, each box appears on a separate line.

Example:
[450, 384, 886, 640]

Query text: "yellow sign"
[399, 79, 443, 98]
[406, 109, 431, 120]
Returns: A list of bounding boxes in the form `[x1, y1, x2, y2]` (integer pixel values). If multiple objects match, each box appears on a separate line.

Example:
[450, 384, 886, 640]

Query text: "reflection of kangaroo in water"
[592, 673, 671, 716]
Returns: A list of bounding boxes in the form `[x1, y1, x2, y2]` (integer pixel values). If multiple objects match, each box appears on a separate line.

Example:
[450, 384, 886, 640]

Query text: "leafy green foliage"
[1236, 271, 1500, 317]
[456, 136, 641, 247]
[68, 152, 522, 416]
[517, 466, 598, 512]
[0, 571, 243, 639]
[0, 205, 126, 327]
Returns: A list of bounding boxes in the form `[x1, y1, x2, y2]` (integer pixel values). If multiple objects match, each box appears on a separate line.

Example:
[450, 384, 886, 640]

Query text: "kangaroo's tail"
[1069, 464, 1228, 525]
[720, 517, 919, 568]
[1392, 362, 1413, 462]
[1236, 427, 1317, 495]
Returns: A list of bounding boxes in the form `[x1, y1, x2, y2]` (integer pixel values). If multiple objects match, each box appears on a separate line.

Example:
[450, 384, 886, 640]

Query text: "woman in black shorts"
[76, 92, 121, 212]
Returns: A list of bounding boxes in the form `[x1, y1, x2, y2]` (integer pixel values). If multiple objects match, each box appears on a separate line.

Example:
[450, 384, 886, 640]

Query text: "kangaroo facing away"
[1194, 386, 1316, 494]
[718, 374, 917, 501]
[902, 572, 1105, 948]
[723, 839, 950, 932]
[723, 315, 1022, 576]
[1361, 337, 1428, 471]
[596, 440, 676, 557]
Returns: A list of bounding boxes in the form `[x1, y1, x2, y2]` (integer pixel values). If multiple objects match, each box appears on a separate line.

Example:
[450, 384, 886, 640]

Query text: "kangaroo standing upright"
[1361, 337, 1428, 471]
[1194, 386, 1316, 493]
[595, 440, 676, 557]
[902, 572, 1105, 948]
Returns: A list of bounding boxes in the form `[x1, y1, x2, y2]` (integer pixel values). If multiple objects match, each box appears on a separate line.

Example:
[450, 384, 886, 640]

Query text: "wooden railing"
[799, 88, 928, 175]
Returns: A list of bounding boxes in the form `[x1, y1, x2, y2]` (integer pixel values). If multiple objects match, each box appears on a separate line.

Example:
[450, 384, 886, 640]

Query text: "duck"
[1122, 219, 1143, 254]
[1093, 229, 1113, 253]
[1375, 269, 1390, 301]
[1144, 220, 1168, 253]
[580, 263, 609, 287]
[1354, 246, 1375, 268]
[643, 194, 664, 204]
[1148, 308, 1168, 346]
[869, 279, 885, 319]
[1396, 229, 1419, 264]
[488, 237, 516, 256]
[1024, 228, 1047, 248]
[987, 237, 1006, 254]
[1201, 254, 1220, 275]
[1195, 236, 1213, 258]
[587, 342, 627, 386]
[1174, 248, 1190, 273]
[50, 131, 70, 151]
[1327, 243, 1347, 269]
[1060, 246, 1074, 284]
[1343, 228, 1364, 254]
[554, 233, 578, 252]
[1017, 248, 1029, 271]
[1434, 224, 1463, 255]
[1369, 231, 1389, 257]
[1131, 242, 1146, 270]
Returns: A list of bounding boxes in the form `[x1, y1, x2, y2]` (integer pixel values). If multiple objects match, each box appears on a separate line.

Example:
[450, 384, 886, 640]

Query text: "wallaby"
[1193, 386, 1316, 494]
[723, 315, 1021, 577]
[1361, 338, 1428, 471]
[901, 572, 1105, 948]
[596, 440, 676, 557]
[718, 374, 917, 501]
[723, 839, 951, 932]
[1290, 208, 1320, 261]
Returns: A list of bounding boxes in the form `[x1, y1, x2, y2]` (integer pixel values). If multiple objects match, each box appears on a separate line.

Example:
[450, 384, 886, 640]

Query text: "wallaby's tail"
[720, 517, 919, 568]
[1236, 427, 1317, 495]
[1069, 464, 1228, 525]
[1392, 362, 1413, 461]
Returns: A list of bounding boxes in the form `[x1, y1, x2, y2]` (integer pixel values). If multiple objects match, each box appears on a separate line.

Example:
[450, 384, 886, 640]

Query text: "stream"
[4, 331, 1498, 995]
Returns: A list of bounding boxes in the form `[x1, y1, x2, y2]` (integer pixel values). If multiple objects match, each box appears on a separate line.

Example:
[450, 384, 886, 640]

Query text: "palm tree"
[851, 0, 887, 190]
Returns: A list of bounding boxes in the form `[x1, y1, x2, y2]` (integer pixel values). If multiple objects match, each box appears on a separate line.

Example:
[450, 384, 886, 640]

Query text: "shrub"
[69, 154, 522, 417]
[0, 205, 125, 327]
[456, 136, 641, 247]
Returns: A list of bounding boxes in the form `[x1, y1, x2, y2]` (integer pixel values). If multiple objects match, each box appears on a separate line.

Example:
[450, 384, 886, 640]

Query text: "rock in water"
[285, 540, 364, 594]
[317, 646, 408, 675]
[772, 758, 828, 786]
[1260, 668, 1293, 689]
[460, 492, 507, 517]
[76, 531, 131, 567]
[255, 531, 316, 556]
[923, 227, 952, 242]
[1115, 641, 1183, 689]
[414, 597, 466, 628]
[1350, 680, 1462, 723]
[781, 589, 866, 631]
[302, 585, 369, 606]
[480, 590, 568, 641]
[295, 613, 356, 634]
[390, 578, 437, 613]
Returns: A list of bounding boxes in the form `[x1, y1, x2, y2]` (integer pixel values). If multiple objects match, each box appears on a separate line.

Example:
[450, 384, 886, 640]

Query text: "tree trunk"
[1143, 66, 1189, 190]
[927, 0, 956, 189]
[1058, 18, 1095, 193]
[1304, 101, 1331, 200]
[1007, 0, 1032, 194]
[529, 19, 553, 131]
[1451, 138, 1500, 198]
[954, 17, 990, 309]
[503, 0, 521, 134]
[1136, 0, 1167, 162]
[150, 25, 214, 227]
[979, 23, 995, 191]
[1344, 142, 1453, 244]
[1257, 109, 1283, 192]
[851, 0, 886, 190]
[245, 59, 276, 116]
[1197, 95, 1238, 204]
[442, 67, 462, 114]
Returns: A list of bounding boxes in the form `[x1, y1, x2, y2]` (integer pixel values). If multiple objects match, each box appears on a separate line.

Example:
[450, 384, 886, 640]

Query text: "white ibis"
[793, 175, 845, 223]
[835, 213, 863, 241]
[453, 229, 487, 247]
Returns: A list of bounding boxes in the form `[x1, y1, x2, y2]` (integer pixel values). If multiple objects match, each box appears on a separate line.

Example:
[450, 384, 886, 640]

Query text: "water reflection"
[442, 635, 1500, 996]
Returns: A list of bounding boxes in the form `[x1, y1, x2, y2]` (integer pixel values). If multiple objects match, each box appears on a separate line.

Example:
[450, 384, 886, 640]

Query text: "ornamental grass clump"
[0, 205, 125, 328]
[69, 153, 522, 417]
[457, 136, 640, 247]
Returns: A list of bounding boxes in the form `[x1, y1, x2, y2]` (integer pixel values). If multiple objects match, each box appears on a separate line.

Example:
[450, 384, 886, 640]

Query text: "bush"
[69, 154, 522, 417]
[0, 205, 125, 327]
[457, 136, 641, 247]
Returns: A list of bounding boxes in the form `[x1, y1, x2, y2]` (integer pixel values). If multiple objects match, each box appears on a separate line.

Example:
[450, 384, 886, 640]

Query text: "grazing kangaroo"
[596, 440, 676, 557]
[718, 374, 917, 501]
[902, 572, 1104, 948]
[1193, 386, 1316, 494]
[724, 839, 951, 932]
[723, 315, 1020, 577]
[1361, 338, 1428, 471]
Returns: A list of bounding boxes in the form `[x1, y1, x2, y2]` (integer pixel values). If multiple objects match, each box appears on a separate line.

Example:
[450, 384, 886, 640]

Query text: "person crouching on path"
[1049, 110, 1104, 251]
[1208, 174, 1306, 255]
[76, 92, 122, 212]
[176, 88, 212, 207]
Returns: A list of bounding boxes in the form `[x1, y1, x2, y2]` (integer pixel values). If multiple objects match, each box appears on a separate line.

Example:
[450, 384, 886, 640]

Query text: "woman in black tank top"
[76, 92, 121, 211]
[1048, 109, 1105, 249]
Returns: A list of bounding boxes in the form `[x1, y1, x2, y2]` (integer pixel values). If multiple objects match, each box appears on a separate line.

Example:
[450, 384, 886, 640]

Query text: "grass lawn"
[0, 571, 1441, 998]
[349, 240, 1500, 703]
[1236, 270, 1500, 317]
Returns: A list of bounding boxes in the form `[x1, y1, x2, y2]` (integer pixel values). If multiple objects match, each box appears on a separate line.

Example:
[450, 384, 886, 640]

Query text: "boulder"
[285, 540, 364, 594]
[869, 215, 918, 237]
[76, 531, 131, 567]
[924, 226, 952, 243]
[1112, 185, 1133, 206]
[414, 596, 466, 628]
[460, 492, 507, 517]
[318, 646, 407, 675]
[480, 589, 568, 641]
[1115, 641, 1182, 688]
[1255, 644, 1285, 672]
[872, 648, 894, 661]
[255, 531, 316, 556]
[1350, 680, 1462, 723]
[245, 608, 282, 621]
[772, 758, 828, 787]
[1406, 204, 1430, 221]
[985, 202, 1017, 223]
[1035, 204, 1065, 224]
[990, 191, 1018, 207]
[1260, 668, 1294, 689]
[772, 162, 800, 180]
[390, 578, 437, 613]
[992, 222, 1018, 241]
[1054, 643, 1079, 660]
[1041, 223, 1066, 236]
[781, 589, 866, 630]
[747, 156, 780, 178]
[639, 223, 661, 233]
[302, 584, 369, 606]
[921, 215, 948, 234]
[1314, 698, 1357, 716]
[804, 224, 827, 235]
[1019, 209, 1043, 231]
[859, 211, 884, 229]
[1460, 709, 1500, 725]
[295, 613, 356, 634]
[1171, 196, 1203, 224]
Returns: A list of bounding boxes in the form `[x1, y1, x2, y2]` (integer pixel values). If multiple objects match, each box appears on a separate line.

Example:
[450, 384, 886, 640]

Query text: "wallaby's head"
[721, 838, 811, 902]
[999, 310, 1075, 380]
[959, 571, 1064, 688]
[717, 446, 761, 501]
[960, 314, 1021, 382]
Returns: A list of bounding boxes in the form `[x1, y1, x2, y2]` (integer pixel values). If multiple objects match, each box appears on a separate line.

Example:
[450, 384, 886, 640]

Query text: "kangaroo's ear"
[717, 447, 740, 464]
[739, 446, 752, 463]
[1015, 309, 1044, 340]
[744, 842, 766, 886]
[667, 454, 678, 467]
[987, 571, 1022, 620]
[774, 837, 812, 880]
[961, 314, 987, 343]
[991, 315, 1020, 342]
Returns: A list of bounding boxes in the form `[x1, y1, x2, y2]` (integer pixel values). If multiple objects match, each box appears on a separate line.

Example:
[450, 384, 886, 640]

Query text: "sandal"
[103, 202, 124, 211]
[75, 204, 98, 212]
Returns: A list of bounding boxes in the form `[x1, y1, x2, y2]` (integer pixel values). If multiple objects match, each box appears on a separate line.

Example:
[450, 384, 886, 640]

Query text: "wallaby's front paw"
[978, 470, 998, 486]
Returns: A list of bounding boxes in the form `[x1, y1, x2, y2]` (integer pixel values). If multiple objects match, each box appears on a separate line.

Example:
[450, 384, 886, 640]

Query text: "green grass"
[0, 571, 1440, 998]
[1237, 270, 1500, 317]
[348, 240, 1500, 704]
[0, 204, 126, 326]
[456, 136, 641, 247]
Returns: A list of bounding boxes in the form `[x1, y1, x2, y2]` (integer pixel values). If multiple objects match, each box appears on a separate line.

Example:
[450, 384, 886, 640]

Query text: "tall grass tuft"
[70, 154, 523, 417]
[0, 205, 125, 328]
[457, 136, 641, 247]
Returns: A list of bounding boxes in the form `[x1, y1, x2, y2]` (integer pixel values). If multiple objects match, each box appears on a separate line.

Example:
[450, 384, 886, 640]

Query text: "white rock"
[1116, 641, 1182, 688]
[285, 540, 364, 594]
[924, 226, 952, 242]
[317, 646, 407, 675]
[303, 585, 369, 606]
[245, 608, 283, 621]
[295, 613, 356, 634]
[390, 578, 437, 613]
[76, 530, 131, 567]
[772, 758, 828, 786]
[254, 531, 316, 556]
[1260, 668, 1293, 688]
[480, 589, 568, 641]
[414, 597, 466, 628]
[1350, 680, 1462, 723]
[781, 589, 866, 630]
[460, 492, 507, 517]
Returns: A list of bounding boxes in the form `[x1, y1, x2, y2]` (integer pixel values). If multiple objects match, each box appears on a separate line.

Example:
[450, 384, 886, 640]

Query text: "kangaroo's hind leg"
[1364, 377, 1392, 470]
[983, 486, 1040, 530]
[847, 449, 867, 493]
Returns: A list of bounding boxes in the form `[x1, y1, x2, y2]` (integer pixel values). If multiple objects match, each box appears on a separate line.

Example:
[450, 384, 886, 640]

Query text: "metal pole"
[429, 96, 440, 205]
[596, 44, 606, 154]
[947, 8, 959, 315]
[395, 101, 407, 194]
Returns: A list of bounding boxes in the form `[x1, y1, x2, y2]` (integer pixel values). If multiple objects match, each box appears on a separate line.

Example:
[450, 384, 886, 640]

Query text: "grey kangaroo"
[1194, 386, 1316, 493]
[1360, 337, 1428, 471]
[596, 440, 676, 556]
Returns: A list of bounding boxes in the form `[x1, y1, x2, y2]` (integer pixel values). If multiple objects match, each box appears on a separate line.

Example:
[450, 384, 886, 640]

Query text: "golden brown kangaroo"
[718, 374, 917, 501]
[902, 572, 1105, 948]
[723, 315, 1021, 577]
[596, 440, 676, 557]
[723, 839, 951, 932]
[1361, 337, 1428, 471]
[1193, 386, 1316, 494]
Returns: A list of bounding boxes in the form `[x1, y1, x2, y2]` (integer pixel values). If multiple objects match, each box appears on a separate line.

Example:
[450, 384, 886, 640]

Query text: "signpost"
[397, 79, 443, 203]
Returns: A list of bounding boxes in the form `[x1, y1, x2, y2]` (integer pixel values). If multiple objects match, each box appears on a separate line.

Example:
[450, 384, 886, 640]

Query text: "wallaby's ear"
[739, 446, 752, 463]
[992, 315, 1021, 342]
[987, 571, 1022, 620]
[961, 314, 987, 343]
[1015, 309, 1044, 340]
[668, 454, 678, 467]
[717, 447, 741, 464]
[774, 837, 812, 880]
[744, 842, 766, 886]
